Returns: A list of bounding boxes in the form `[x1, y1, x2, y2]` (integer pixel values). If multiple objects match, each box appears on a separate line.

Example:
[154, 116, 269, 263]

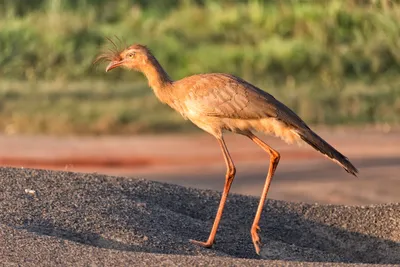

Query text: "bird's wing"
[184, 74, 309, 130]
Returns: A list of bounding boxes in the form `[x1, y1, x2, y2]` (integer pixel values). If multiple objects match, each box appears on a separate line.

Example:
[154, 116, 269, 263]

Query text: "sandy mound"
[0, 167, 399, 266]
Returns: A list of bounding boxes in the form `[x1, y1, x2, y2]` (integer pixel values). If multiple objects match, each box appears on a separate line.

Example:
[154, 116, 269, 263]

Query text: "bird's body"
[96, 43, 358, 255]
[168, 73, 304, 143]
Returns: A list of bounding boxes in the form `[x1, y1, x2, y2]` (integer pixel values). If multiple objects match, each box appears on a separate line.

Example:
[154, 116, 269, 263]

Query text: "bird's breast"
[168, 99, 191, 120]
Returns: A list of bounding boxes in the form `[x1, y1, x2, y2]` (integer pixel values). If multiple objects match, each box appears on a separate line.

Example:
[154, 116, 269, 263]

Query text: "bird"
[95, 40, 358, 255]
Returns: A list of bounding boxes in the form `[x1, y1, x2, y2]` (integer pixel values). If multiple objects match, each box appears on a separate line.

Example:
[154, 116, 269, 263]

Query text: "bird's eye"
[128, 52, 135, 58]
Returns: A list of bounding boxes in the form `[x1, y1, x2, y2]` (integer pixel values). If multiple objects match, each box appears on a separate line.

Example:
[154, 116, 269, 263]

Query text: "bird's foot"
[251, 225, 262, 255]
[189, 239, 214, 248]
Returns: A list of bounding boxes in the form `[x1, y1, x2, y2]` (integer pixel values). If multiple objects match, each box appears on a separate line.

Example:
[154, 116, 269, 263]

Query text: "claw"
[189, 239, 214, 248]
[253, 239, 261, 254]
[251, 225, 262, 255]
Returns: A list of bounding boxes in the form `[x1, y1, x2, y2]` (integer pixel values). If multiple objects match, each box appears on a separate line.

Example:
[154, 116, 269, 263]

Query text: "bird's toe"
[189, 239, 214, 248]
[251, 226, 262, 255]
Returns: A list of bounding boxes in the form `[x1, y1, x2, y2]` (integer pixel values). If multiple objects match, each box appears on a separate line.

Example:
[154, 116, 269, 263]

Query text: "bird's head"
[94, 38, 153, 72]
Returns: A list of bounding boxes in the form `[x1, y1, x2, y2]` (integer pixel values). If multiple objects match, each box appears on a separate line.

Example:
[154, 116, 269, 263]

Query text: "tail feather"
[298, 129, 358, 176]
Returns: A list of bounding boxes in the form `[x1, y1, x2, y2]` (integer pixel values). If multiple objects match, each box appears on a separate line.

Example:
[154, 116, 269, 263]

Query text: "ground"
[1, 168, 399, 266]
[0, 128, 399, 265]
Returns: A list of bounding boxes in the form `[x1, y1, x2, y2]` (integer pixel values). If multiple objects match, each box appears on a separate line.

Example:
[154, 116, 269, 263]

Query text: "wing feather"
[183, 73, 309, 131]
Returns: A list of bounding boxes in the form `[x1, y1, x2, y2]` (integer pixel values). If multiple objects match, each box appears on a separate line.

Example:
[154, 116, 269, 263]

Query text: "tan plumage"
[96, 42, 358, 255]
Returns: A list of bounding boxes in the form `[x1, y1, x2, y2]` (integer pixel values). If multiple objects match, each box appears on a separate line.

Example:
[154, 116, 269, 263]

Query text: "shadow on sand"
[1, 167, 399, 264]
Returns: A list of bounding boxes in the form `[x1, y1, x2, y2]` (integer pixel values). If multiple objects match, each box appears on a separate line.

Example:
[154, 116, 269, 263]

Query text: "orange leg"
[190, 136, 236, 248]
[245, 132, 280, 255]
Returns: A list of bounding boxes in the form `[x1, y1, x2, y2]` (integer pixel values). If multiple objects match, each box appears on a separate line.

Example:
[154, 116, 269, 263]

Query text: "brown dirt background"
[1, 127, 399, 206]
[0, 129, 400, 205]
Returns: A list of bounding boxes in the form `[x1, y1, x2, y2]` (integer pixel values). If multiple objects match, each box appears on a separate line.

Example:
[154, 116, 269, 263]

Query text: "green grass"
[0, 80, 197, 135]
[0, 79, 398, 135]
[0, 0, 399, 135]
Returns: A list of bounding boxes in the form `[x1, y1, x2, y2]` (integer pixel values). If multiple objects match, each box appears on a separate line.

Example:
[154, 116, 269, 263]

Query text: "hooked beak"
[106, 60, 124, 72]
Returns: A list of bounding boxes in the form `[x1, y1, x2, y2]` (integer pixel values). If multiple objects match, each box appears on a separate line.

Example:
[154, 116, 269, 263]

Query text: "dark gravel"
[0, 167, 399, 266]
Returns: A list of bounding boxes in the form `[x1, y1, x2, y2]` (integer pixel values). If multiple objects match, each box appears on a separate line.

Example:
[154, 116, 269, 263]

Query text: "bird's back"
[172, 73, 308, 135]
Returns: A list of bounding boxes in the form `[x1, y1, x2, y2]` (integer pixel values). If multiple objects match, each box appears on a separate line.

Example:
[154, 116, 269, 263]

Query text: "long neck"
[141, 55, 173, 96]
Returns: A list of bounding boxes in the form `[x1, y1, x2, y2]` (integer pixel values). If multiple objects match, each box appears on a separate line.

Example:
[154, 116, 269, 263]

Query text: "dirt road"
[0, 128, 399, 205]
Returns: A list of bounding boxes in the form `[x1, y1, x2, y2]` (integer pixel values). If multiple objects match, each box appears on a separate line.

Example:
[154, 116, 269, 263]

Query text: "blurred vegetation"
[0, 0, 399, 135]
